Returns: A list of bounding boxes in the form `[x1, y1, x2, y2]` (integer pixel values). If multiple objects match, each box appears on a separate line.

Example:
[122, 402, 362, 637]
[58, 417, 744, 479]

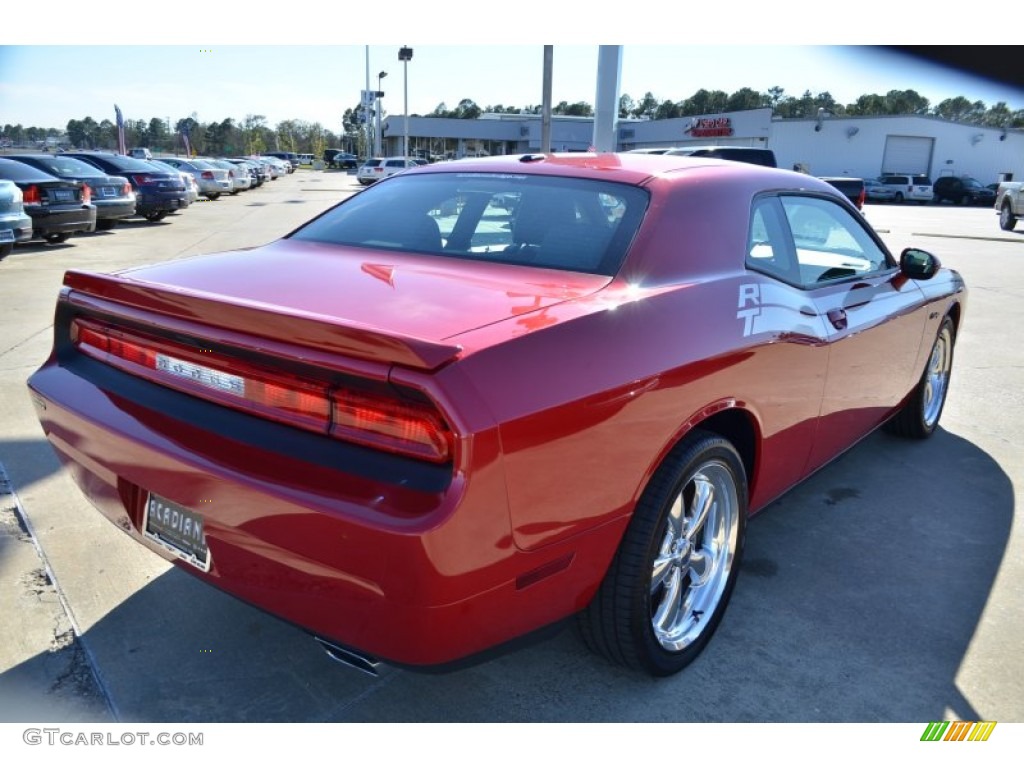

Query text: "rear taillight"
[71, 319, 452, 462]
[332, 390, 452, 463]
[122, 182, 132, 196]
[81, 185, 91, 204]
[857, 187, 865, 209]
[131, 174, 155, 186]
[201, 171, 214, 179]
[23, 185, 41, 204]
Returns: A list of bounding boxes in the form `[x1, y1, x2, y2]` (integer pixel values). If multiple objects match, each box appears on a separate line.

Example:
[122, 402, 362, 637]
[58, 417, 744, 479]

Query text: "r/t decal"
[737, 283, 761, 336]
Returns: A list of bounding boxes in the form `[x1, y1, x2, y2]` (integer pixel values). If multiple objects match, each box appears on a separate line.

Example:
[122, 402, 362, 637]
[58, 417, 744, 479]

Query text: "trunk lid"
[65, 239, 610, 370]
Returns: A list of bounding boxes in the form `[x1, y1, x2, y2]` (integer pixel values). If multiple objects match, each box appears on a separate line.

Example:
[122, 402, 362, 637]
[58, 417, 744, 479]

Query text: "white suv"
[357, 157, 418, 185]
[878, 174, 933, 204]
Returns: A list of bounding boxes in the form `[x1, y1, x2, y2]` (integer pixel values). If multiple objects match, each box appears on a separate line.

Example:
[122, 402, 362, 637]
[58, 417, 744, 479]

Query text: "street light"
[376, 71, 388, 156]
[398, 46, 413, 158]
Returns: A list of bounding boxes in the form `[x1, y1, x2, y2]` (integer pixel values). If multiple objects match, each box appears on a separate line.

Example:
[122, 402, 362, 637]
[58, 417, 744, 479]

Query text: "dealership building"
[382, 106, 1023, 184]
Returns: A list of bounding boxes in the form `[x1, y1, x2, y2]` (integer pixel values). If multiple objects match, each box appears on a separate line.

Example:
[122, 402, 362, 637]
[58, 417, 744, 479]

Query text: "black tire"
[144, 211, 167, 222]
[207, 193, 220, 201]
[0, 242, 12, 261]
[577, 430, 747, 676]
[893, 192, 904, 203]
[45, 233, 69, 244]
[999, 201, 1017, 231]
[885, 317, 955, 439]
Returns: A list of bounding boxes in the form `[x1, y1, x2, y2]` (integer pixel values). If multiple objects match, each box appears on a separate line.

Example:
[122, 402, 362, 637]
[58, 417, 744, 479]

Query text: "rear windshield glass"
[10, 155, 106, 177]
[290, 172, 649, 276]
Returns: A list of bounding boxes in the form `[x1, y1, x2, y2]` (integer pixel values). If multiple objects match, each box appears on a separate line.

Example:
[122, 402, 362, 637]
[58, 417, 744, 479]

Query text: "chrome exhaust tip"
[316, 638, 381, 677]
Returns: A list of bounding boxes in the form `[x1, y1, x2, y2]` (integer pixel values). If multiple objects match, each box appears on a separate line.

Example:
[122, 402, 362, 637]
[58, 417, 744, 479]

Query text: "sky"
[2, 6, 1022, 135]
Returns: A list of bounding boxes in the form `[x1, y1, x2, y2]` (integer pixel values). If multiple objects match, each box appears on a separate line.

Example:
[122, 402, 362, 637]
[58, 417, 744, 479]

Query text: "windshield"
[291, 172, 648, 276]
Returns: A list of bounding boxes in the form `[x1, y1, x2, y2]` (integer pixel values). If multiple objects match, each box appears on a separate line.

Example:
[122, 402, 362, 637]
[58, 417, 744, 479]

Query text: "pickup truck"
[995, 182, 1024, 231]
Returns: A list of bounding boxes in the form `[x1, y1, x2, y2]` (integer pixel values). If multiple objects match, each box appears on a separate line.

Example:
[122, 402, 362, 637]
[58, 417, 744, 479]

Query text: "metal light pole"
[399, 46, 413, 158]
[364, 46, 371, 160]
[375, 71, 388, 156]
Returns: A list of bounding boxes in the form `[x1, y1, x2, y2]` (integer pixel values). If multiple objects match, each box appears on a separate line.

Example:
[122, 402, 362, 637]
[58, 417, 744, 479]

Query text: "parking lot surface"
[1, 170, 1021, 722]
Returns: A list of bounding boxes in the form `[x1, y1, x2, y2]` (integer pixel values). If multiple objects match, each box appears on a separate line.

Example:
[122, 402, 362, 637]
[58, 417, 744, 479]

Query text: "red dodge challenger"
[27, 153, 965, 676]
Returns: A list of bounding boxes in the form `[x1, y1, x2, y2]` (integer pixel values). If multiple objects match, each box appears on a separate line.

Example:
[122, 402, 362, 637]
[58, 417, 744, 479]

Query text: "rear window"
[291, 172, 649, 276]
[912, 176, 932, 185]
[9, 155, 103, 178]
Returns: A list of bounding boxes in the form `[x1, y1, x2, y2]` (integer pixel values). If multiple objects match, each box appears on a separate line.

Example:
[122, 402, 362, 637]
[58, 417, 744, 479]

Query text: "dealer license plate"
[143, 493, 210, 571]
[0, 229, 14, 244]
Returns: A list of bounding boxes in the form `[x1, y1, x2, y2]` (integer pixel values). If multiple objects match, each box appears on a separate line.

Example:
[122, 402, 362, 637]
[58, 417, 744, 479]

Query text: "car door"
[776, 195, 929, 469]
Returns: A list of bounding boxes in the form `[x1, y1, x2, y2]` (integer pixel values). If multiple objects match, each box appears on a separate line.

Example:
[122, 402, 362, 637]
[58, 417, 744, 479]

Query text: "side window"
[746, 197, 799, 285]
[781, 196, 891, 284]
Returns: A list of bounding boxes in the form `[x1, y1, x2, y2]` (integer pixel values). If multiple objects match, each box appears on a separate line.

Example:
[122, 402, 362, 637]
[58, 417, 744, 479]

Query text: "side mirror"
[900, 248, 941, 280]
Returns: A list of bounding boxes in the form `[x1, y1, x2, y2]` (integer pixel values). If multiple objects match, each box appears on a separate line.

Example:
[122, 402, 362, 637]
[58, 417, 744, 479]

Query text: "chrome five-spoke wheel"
[578, 430, 747, 676]
[650, 460, 740, 652]
[885, 316, 956, 439]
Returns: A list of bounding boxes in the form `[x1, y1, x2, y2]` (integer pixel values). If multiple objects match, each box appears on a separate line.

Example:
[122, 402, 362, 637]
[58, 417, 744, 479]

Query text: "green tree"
[631, 91, 659, 119]
[727, 87, 769, 112]
[933, 96, 986, 123]
[619, 94, 635, 119]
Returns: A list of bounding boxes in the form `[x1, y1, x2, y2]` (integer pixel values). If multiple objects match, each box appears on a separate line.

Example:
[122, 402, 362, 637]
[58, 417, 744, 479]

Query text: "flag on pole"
[114, 104, 126, 155]
[181, 129, 192, 157]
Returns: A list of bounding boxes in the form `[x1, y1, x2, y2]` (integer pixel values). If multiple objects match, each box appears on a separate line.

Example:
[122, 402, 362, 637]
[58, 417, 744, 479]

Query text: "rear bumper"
[26, 354, 614, 667]
[93, 200, 137, 221]
[0, 212, 33, 243]
[27, 205, 97, 236]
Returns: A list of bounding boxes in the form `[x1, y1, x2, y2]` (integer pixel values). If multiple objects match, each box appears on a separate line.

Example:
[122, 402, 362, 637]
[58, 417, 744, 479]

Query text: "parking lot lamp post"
[399, 47, 413, 158]
[376, 71, 388, 157]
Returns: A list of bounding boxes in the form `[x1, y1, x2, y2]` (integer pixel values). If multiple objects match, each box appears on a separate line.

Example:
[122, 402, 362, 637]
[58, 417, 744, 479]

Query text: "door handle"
[827, 308, 847, 330]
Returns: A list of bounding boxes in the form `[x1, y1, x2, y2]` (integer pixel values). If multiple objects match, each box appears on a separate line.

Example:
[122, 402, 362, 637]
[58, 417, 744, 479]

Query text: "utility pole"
[541, 46, 553, 153]
[399, 47, 413, 158]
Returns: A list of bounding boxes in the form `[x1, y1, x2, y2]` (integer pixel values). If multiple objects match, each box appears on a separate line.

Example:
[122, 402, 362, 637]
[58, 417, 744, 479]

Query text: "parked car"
[5, 154, 136, 229]
[63, 152, 189, 222]
[932, 175, 997, 206]
[129, 148, 153, 160]
[663, 146, 778, 167]
[0, 157, 96, 243]
[0, 179, 33, 260]
[26, 153, 966, 677]
[865, 178, 898, 203]
[264, 152, 298, 171]
[995, 181, 1024, 231]
[297, 153, 315, 166]
[204, 158, 251, 193]
[327, 148, 360, 167]
[260, 156, 291, 177]
[878, 174, 933, 204]
[222, 158, 263, 187]
[818, 176, 866, 210]
[149, 160, 199, 205]
[154, 157, 233, 200]
[356, 156, 417, 185]
[330, 152, 358, 169]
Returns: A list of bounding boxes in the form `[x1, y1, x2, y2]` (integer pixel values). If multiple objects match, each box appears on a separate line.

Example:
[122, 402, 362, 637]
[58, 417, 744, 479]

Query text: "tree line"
[427, 87, 1024, 128]
[1, 114, 340, 157]
[3, 85, 1022, 154]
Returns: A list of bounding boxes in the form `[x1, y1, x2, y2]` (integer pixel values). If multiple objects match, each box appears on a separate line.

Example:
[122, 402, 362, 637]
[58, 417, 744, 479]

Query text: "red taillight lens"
[81, 185, 91, 204]
[857, 187, 866, 209]
[131, 174, 154, 186]
[332, 390, 452, 462]
[122, 182, 132, 195]
[201, 171, 214, 179]
[23, 184, 41, 204]
[70, 319, 452, 462]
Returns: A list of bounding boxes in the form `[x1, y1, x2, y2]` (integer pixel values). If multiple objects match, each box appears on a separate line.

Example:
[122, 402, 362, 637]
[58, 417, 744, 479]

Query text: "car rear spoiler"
[61, 270, 463, 371]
